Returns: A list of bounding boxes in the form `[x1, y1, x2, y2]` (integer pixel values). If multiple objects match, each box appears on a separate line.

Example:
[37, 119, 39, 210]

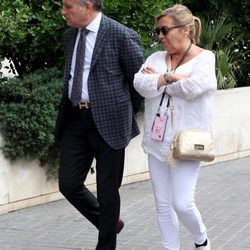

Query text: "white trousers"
[148, 154, 207, 250]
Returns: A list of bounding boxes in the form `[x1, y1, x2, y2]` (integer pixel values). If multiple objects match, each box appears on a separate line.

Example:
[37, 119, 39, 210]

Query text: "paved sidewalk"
[0, 157, 250, 250]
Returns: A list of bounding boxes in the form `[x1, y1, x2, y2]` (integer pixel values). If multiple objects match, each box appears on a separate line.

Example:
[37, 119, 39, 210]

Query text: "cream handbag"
[171, 129, 215, 162]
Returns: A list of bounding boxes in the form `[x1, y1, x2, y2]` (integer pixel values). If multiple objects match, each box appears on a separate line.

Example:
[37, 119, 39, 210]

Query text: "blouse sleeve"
[133, 53, 165, 99]
[166, 51, 217, 101]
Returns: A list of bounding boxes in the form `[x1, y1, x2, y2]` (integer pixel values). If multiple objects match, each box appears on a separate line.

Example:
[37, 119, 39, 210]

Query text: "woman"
[134, 4, 217, 250]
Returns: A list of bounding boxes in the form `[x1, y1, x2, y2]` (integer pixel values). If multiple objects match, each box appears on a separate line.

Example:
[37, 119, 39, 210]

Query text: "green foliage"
[0, 68, 63, 178]
[0, 0, 173, 77]
[199, 14, 246, 89]
[1, 0, 248, 85]
[0, 0, 66, 77]
[143, 44, 164, 59]
[181, 0, 250, 86]
[215, 49, 237, 89]
[104, 0, 173, 48]
[199, 15, 235, 51]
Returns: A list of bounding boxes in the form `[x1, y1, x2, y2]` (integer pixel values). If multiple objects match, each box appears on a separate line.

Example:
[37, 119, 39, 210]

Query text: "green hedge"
[104, 0, 171, 48]
[0, 0, 172, 77]
[0, 68, 62, 178]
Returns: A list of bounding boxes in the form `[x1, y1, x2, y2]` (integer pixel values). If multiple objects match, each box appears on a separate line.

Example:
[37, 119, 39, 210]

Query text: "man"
[54, 0, 143, 249]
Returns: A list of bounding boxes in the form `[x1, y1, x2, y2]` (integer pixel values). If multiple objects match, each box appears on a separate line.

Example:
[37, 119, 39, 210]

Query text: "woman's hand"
[141, 67, 167, 90]
[167, 72, 189, 82]
[141, 67, 157, 74]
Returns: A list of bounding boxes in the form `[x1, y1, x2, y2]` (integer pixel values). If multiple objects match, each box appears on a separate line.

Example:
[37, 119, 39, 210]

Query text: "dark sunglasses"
[155, 25, 185, 36]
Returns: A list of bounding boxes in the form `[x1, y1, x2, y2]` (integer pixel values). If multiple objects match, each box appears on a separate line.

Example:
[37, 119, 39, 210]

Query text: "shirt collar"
[86, 12, 102, 33]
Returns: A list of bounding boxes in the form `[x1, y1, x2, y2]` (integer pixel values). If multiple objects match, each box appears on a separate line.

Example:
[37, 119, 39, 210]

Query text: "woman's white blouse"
[133, 50, 217, 162]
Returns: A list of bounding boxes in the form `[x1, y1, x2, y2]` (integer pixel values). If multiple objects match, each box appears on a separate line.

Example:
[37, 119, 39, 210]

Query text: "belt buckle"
[79, 102, 90, 109]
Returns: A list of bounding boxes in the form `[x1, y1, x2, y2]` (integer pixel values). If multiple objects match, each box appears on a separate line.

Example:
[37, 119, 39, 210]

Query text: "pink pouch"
[151, 112, 168, 141]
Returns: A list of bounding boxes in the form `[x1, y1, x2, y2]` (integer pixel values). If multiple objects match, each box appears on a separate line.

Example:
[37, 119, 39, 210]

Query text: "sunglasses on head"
[155, 25, 185, 36]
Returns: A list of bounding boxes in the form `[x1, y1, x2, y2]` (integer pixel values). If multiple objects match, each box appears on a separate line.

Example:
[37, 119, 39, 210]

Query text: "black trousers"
[59, 106, 125, 250]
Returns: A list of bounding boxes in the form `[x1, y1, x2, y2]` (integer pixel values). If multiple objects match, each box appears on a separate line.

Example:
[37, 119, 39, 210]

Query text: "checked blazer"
[54, 15, 144, 149]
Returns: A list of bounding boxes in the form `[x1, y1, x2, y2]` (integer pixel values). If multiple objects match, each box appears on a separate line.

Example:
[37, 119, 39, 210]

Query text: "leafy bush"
[0, 0, 66, 77]
[104, 0, 172, 48]
[199, 14, 246, 89]
[0, 68, 63, 178]
[183, 0, 250, 86]
[0, 0, 173, 77]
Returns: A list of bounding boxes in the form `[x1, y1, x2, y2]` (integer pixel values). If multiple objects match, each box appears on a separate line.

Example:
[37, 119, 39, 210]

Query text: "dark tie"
[71, 28, 89, 106]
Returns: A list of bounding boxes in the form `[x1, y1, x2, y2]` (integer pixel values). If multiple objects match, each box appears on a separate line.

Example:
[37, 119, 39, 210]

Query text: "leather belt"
[78, 101, 91, 109]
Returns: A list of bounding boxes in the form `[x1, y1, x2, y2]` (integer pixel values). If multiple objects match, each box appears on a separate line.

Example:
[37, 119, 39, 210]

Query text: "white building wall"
[1, 87, 250, 215]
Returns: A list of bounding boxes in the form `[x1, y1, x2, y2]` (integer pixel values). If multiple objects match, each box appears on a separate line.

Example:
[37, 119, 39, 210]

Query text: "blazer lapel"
[90, 15, 110, 70]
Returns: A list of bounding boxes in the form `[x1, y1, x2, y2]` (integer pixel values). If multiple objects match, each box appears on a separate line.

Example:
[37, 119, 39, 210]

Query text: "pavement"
[0, 157, 250, 250]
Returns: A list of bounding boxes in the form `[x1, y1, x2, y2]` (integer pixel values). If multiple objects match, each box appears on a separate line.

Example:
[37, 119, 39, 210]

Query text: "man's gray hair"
[78, 0, 104, 11]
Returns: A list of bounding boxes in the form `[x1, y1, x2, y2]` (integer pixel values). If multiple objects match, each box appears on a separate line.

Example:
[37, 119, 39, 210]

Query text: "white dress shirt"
[134, 50, 217, 162]
[68, 12, 102, 102]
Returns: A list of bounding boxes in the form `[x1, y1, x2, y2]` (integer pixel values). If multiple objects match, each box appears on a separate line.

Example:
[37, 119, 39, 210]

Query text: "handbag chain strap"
[167, 59, 174, 128]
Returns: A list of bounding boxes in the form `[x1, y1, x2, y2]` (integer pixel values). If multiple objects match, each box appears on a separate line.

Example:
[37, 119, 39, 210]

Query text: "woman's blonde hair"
[156, 4, 201, 45]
